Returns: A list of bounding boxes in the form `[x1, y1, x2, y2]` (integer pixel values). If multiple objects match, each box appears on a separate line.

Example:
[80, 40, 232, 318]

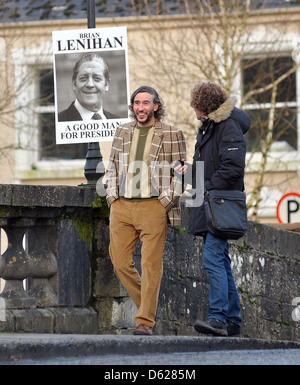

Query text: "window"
[242, 56, 298, 152]
[38, 68, 87, 160]
[12, 44, 94, 182]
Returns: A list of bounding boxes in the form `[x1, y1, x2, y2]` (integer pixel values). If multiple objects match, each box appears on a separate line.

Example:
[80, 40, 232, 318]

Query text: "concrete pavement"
[0, 333, 300, 363]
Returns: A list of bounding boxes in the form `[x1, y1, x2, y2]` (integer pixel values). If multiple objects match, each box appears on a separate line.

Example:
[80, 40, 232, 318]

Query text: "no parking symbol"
[276, 192, 300, 223]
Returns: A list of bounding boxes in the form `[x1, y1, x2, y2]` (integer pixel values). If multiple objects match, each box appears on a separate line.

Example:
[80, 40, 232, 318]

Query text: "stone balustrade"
[0, 184, 106, 333]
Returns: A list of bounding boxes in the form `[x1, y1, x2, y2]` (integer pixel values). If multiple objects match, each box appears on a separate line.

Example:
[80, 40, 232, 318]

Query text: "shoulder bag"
[204, 189, 248, 240]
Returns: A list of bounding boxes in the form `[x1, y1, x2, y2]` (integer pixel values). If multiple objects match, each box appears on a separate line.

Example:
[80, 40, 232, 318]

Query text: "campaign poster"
[52, 26, 130, 144]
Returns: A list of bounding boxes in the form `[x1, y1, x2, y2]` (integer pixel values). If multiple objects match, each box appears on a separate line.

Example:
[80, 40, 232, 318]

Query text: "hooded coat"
[188, 97, 251, 236]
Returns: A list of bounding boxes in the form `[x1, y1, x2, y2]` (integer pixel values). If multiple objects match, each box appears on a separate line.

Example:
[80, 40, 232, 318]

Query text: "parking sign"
[276, 192, 300, 223]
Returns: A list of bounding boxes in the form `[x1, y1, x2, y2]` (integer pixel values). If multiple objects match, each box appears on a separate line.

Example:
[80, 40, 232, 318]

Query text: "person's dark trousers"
[202, 232, 242, 327]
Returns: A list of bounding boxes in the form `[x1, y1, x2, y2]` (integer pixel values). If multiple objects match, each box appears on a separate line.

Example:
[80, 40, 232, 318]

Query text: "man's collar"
[74, 99, 105, 120]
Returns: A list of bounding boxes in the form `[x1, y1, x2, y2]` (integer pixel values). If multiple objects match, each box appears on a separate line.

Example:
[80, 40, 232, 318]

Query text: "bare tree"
[128, 0, 299, 221]
[243, 59, 298, 219]
[0, 22, 73, 181]
[0, 30, 39, 178]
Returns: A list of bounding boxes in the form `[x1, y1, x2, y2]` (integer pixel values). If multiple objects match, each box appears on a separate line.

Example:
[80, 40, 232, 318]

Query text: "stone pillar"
[0, 221, 36, 309]
[28, 222, 58, 307]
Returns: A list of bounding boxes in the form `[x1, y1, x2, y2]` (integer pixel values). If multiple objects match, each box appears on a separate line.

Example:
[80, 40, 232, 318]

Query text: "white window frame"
[12, 42, 85, 182]
[234, 30, 300, 219]
[240, 35, 300, 177]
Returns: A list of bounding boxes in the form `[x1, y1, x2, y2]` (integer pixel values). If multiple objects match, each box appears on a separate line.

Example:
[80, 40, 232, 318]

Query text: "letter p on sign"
[276, 192, 300, 223]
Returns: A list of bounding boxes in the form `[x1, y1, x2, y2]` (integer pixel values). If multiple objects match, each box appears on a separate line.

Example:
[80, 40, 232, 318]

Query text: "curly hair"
[129, 86, 166, 121]
[190, 82, 228, 115]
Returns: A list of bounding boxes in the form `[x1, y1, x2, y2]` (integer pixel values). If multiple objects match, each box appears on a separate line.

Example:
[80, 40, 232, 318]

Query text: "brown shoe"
[133, 324, 153, 336]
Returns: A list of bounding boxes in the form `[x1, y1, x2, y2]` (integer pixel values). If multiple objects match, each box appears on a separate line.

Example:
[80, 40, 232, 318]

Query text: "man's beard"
[135, 109, 155, 125]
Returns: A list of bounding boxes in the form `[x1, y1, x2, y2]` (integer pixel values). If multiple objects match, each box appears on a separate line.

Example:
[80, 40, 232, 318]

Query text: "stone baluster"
[0, 222, 36, 309]
[28, 222, 58, 307]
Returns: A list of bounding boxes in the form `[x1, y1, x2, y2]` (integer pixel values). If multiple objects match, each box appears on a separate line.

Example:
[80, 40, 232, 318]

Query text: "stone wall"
[93, 205, 300, 341]
[0, 184, 299, 340]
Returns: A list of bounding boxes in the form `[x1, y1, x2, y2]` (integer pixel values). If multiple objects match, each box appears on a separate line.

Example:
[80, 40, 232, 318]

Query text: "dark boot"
[194, 318, 228, 336]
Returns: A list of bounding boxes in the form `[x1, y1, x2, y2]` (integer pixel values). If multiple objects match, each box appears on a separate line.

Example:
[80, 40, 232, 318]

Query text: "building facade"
[0, 0, 299, 224]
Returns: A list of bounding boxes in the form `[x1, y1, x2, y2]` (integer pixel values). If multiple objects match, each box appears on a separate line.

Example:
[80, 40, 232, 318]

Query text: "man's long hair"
[129, 86, 166, 121]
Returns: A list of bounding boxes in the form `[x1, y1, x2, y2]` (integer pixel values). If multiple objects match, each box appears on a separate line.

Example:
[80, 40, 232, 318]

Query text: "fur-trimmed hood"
[199, 96, 250, 135]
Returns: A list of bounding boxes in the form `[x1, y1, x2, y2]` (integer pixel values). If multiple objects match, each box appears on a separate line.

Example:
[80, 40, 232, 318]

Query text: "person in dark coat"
[188, 81, 250, 337]
[58, 53, 118, 121]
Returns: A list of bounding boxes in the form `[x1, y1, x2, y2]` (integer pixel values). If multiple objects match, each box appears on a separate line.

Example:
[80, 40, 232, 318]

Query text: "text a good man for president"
[60, 121, 120, 140]
[56, 32, 124, 52]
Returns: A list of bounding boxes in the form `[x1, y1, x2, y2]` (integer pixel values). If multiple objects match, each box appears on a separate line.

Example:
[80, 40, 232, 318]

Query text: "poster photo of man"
[52, 27, 130, 144]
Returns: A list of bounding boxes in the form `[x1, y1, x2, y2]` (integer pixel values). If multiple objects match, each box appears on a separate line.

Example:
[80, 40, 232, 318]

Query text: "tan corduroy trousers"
[109, 198, 168, 328]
